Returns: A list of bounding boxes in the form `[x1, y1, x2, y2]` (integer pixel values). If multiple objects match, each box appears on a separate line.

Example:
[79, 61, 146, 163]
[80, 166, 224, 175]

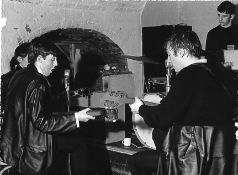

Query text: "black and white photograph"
[0, 1, 238, 175]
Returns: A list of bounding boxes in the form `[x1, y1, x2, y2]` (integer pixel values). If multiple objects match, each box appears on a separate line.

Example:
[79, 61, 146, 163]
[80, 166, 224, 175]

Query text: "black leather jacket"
[0, 64, 77, 175]
[157, 125, 236, 175]
[1, 65, 22, 112]
[138, 63, 237, 175]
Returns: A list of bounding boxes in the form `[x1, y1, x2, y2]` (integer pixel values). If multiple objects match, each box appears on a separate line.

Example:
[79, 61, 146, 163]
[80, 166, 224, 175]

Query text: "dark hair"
[164, 30, 202, 58]
[10, 42, 30, 70]
[14, 42, 30, 58]
[28, 38, 57, 64]
[217, 1, 236, 15]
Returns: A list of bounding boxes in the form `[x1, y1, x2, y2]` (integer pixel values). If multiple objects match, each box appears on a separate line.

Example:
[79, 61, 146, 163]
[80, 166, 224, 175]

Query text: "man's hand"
[74, 108, 95, 127]
[129, 97, 143, 113]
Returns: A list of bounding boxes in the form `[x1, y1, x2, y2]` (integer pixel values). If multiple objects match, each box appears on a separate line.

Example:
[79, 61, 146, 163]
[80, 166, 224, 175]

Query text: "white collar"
[192, 58, 207, 64]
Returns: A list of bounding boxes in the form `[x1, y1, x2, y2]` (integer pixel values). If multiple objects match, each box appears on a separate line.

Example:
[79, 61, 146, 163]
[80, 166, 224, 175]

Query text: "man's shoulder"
[208, 25, 221, 34]
[231, 24, 238, 30]
[180, 63, 210, 77]
[177, 64, 202, 79]
[14, 66, 47, 85]
[1, 70, 16, 82]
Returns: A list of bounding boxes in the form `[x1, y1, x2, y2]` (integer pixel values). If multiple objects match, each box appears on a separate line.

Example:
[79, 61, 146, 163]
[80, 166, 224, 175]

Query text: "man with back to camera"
[1, 42, 30, 113]
[129, 30, 237, 175]
[0, 38, 95, 175]
[205, 1, 238, 65]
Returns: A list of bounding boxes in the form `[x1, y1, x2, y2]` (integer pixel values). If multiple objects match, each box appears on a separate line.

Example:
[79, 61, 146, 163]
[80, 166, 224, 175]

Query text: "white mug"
[122, 137, 131, 147]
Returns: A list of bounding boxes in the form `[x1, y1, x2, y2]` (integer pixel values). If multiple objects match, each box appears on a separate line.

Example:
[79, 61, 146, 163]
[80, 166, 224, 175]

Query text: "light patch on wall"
[1, 6, 7, 74]
[25, 24, 31, 33]
[10, 0, 32, 2]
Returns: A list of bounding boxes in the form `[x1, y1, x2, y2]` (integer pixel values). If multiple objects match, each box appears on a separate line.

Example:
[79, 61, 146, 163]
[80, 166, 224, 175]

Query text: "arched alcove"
[40, 28, 126, 69]
[38, 28, 128, 92]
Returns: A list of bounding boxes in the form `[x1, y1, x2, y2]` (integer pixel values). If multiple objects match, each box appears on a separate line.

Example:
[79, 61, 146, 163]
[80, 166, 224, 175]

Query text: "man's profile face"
[166, 47, 184, 73]
[217, 11, 234, 28]
[40, 54, 58, 76]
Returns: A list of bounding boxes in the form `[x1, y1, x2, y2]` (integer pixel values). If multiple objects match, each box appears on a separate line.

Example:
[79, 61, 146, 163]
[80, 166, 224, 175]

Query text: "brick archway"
[38, 28, 128, 91]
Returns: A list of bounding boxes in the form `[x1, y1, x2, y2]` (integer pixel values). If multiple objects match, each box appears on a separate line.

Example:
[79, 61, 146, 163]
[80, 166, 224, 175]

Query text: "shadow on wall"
[74, 49, 105, 90]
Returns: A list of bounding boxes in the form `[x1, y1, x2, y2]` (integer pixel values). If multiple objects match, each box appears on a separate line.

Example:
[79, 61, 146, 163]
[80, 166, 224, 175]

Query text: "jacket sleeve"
[139, 68, 195, 128]
[27, 80, 77, 133]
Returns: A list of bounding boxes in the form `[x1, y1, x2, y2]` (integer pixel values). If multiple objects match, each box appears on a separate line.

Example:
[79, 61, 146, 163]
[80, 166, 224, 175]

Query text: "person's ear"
[36, 55, 43, 62]
[230, 14, 235, 20]
[17, 56, 23, 63]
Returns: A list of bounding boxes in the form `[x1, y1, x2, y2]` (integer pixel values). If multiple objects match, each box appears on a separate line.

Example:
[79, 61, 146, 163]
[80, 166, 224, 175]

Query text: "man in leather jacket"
[1, 42, 30, 113]
[129, 31, 237, 175]
[0, 39, 95, 175]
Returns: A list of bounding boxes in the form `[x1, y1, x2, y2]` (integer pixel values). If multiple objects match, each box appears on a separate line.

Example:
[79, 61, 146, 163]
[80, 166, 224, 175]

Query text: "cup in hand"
[122, 138, 131, 147]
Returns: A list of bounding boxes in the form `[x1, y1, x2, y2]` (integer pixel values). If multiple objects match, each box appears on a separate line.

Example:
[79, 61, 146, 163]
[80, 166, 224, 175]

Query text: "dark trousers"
[128, 150, 159, 175]
[51, 133, 91, 175]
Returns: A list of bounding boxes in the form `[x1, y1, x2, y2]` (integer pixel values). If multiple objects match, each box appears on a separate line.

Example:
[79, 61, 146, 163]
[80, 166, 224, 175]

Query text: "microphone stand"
[64, 70, 70, 112]
[165, 59, 171, 95]
[87, 89, 91, 107]
[66, 84, 70, 112]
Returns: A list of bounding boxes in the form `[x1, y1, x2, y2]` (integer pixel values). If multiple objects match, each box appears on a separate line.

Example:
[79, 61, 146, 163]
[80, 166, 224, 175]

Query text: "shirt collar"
[192, 58, 207, 64]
